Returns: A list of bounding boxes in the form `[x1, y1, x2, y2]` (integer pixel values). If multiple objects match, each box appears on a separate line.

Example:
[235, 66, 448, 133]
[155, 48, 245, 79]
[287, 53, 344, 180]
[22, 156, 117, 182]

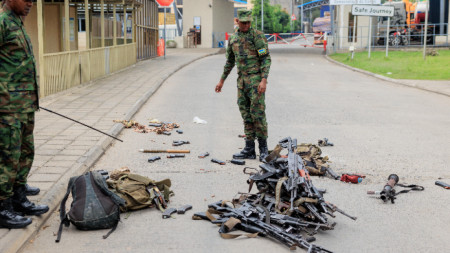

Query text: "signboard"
[291, 14, 297, 21]
[330, 0, 380, 5]
[352, 5, 395, 17]
[155, 0, 174, 7]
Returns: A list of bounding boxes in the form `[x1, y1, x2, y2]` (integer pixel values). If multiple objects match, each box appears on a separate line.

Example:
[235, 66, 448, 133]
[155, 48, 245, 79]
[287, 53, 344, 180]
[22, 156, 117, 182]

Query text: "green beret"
[238, 9, 252, 22]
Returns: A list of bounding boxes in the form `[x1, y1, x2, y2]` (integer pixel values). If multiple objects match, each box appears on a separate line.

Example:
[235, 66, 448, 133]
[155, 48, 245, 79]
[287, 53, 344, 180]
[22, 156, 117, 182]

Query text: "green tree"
[251, 0, 301, 33]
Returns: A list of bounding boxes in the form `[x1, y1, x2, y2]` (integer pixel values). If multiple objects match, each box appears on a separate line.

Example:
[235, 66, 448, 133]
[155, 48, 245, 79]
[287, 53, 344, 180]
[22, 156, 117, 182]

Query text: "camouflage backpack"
[107, 173, 173, 212]
[296, 143, 330, 176]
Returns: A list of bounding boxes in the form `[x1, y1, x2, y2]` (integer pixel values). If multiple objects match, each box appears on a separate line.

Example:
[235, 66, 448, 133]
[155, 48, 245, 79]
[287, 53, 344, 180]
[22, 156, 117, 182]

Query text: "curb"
[4, 50, 220, 253]
[324, 55, 450, 98]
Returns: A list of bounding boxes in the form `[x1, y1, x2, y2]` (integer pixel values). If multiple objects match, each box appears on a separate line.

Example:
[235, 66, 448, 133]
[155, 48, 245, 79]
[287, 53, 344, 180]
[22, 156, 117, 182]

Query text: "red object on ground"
[157, 38, 165, 57]
[155, 0, 174, 7]
[340, 174, 363, 184]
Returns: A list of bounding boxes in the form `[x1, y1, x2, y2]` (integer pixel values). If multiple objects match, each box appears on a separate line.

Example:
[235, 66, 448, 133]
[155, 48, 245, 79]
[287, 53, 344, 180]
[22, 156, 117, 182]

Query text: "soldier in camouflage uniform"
[215, 9, 271, 162]
[0, 0, 49, 229]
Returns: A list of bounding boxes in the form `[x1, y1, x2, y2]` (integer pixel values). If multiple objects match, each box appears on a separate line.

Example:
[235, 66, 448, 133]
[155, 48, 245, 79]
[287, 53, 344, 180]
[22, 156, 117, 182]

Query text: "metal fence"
[328, 23, 449, 53]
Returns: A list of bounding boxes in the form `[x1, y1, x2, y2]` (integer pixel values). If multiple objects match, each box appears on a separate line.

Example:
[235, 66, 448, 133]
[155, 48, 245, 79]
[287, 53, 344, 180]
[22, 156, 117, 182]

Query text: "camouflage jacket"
[221, 27, 271, 81]
[0, 8, 39, 113]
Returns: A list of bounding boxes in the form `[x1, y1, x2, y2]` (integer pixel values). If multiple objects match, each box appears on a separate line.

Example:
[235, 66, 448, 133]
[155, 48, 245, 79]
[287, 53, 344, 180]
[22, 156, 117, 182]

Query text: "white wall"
[212, 0, 234, 47]
[183, 0, 234, 48]
[183, 0, 212, 48]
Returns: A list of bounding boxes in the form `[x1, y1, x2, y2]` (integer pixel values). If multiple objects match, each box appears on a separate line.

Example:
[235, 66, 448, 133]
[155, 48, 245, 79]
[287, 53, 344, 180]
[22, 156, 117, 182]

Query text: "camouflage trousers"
[0, 113, 35, 200]
[237, 73, 268, 140]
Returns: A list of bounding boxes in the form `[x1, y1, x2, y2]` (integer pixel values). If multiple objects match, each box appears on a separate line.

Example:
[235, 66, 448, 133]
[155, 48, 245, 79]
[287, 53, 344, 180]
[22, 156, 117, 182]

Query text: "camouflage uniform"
[221, 27, 271, 140]
[0, 8, 39, 200]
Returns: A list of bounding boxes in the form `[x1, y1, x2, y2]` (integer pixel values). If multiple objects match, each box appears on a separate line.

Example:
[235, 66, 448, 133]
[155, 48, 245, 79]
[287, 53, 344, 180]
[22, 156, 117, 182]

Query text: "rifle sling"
[275, 176, 288, 214]
[219, 217, 259, 239]
[395, 184, 425, 196]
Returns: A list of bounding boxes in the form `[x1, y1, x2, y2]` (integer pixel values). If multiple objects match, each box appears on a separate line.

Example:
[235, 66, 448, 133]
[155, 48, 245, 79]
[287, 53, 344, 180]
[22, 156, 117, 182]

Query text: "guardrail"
[41, 43, 136, 97]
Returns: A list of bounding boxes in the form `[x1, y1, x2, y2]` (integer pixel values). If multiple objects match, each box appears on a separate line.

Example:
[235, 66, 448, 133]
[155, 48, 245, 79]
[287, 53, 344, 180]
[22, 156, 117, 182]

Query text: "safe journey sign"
[352, 5, 395, 16]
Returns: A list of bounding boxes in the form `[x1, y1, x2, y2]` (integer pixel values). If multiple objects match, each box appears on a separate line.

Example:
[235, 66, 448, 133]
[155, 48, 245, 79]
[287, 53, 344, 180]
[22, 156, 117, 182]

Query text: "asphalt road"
[22, 46, 450, 253]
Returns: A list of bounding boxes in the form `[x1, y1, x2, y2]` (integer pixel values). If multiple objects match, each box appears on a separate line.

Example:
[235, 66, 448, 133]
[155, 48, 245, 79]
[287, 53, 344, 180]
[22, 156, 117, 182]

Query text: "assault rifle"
[208, 201, 333, 253]
[280, 137, 330, 223]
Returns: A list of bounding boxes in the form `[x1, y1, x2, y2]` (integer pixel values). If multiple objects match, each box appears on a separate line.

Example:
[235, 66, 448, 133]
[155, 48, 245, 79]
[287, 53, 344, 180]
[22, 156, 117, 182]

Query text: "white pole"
[386, 17, 390, 57]
[368, 17, 372, 58]
[422, 1, 429, 60]
[352, 15, 356, 60]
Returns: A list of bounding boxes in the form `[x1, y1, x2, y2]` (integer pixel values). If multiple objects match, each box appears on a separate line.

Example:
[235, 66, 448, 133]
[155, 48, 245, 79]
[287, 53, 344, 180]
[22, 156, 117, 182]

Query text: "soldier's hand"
[258, 78, 267, 94]
[215, 80, 224, 93]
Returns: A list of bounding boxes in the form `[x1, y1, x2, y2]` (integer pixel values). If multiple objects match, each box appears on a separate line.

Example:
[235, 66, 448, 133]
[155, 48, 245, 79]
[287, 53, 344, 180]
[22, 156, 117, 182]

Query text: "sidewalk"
[325, 55, 450, 97]
[0, 48, 221, 253]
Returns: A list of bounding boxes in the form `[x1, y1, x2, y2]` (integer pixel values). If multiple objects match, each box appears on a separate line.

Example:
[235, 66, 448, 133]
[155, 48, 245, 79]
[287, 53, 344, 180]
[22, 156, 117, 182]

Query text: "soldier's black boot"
[12, 186, 49, 216]
[25, 184, 40, 196]
[233, 139, 256, 159]
[0, 198, 32, 228]
[258, 138, 269, 163]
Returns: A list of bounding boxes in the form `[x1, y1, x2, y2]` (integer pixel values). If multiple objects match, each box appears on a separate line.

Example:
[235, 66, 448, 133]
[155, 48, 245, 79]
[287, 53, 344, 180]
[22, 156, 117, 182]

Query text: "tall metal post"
[261, 0, 264, 32]
[386, 17, 390, 57]
[101, 0, 105, 47]
[423, 1, 429, 60]
[113, 4, 117, 46]
[164, 7, 166, 59]
[352, 15, 356, 60]
[300, 0, 303, 32]
[65, 0, 70, 50]
[123, 4, 127, 45]
[368, 17, 372, 58]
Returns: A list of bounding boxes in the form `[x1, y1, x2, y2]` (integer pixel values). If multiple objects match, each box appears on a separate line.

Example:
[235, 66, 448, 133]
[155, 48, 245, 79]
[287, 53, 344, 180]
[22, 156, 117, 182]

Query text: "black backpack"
[55, 171, 126, 242]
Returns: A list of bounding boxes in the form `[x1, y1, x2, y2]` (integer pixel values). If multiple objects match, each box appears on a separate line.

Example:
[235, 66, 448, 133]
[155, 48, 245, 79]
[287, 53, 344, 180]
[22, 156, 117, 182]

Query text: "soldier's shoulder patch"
[258, 48, 267, 56]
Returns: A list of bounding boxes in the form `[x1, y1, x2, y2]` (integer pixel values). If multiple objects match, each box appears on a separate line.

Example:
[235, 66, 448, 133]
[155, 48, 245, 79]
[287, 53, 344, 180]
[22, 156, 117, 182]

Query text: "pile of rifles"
[194, 137, 356, 253]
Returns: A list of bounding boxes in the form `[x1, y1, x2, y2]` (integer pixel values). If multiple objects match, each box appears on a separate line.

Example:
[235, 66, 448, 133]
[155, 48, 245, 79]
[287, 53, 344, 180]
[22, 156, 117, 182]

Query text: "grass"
[329, 50, 450, 80]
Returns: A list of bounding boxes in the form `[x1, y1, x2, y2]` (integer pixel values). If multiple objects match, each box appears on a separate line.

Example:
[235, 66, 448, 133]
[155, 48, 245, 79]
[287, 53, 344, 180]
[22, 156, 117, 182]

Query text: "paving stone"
[36, 166, 71, 174]
[59, 149, 89, 156]
[28, 173, 61, 182]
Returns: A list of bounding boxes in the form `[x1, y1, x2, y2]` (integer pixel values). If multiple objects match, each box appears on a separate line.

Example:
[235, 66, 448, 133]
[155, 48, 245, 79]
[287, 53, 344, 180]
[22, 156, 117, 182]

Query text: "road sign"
[330, 0, 380, 5]
[156, 0, 174, 7]
[352, 5, 394, 17]
[291, 14, 297, 21]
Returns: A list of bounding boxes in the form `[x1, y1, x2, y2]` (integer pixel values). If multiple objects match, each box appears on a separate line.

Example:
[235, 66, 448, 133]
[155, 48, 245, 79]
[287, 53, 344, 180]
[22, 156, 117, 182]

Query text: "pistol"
[162, 208, 177, 219]
[173, 140, 190, 146]
[148, 156, 161, 163]
[230, 159, 245, 165]
[177, 204, 193, 214]
[435, 181, 450, 189]
[211, 159, 226, 165]
[167, 154, 185, 158]
[198, 152, 210, 158]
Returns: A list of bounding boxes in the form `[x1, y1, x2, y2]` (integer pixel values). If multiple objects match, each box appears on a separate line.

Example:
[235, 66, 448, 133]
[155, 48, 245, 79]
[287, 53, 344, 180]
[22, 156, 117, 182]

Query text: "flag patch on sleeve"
[258, 48, 267, 56]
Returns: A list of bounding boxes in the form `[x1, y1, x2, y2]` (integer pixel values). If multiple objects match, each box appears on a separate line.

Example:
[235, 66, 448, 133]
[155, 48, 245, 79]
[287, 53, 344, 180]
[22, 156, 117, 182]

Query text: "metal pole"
[386, 17, 390, 57]
[330, 5, 335, 53]
[368, 17, 372, 58]
[301, 0, 303, 32]
[423, 1, 429, 60]
[352, 15, 356, 60]
[261, 0, 264, 32]
[164, 7, 166, 59]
